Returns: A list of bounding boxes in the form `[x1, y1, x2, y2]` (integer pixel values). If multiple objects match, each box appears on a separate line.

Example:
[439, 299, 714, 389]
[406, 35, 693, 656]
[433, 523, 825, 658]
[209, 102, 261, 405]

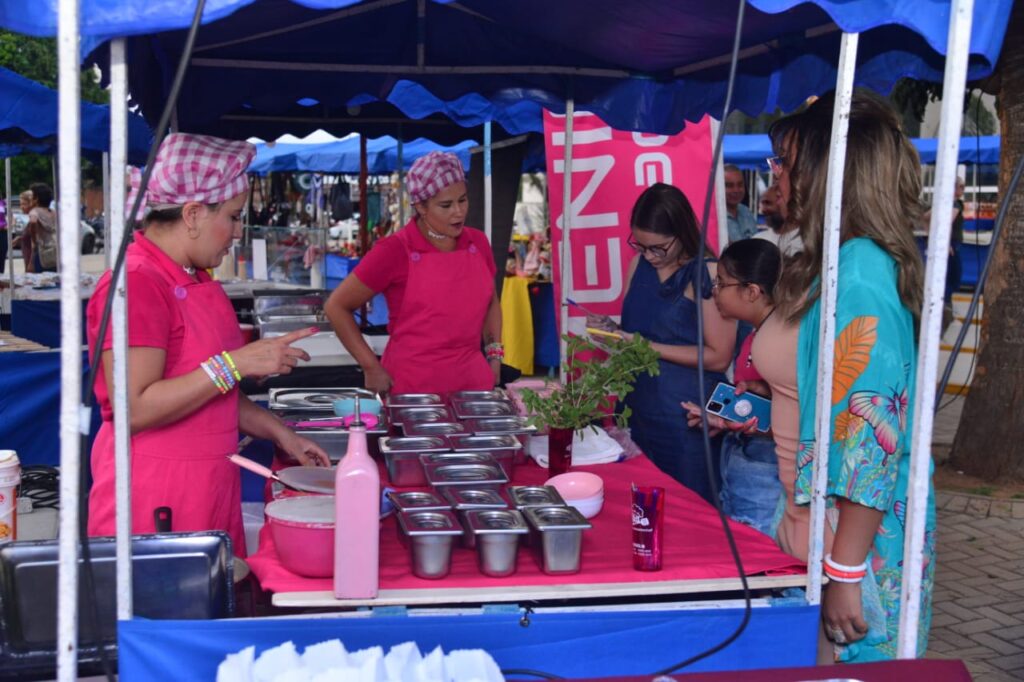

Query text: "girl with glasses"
[587, 183, 735, 503]
[683, 239, 782, 535]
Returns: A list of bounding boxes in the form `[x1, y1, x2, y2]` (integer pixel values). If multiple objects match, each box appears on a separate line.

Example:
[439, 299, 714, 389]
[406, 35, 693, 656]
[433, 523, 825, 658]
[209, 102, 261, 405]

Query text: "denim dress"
[621, 257, 724, 503]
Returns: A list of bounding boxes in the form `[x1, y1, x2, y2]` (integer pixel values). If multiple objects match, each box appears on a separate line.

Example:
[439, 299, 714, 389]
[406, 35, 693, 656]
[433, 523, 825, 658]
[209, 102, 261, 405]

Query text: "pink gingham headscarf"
[127, 133, 255, 219]
[405, 151, 466, 204]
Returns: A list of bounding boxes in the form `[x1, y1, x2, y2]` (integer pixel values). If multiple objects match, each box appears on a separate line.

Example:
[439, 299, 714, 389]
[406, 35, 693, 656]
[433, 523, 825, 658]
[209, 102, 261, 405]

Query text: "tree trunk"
[950, 2, 1024, 481]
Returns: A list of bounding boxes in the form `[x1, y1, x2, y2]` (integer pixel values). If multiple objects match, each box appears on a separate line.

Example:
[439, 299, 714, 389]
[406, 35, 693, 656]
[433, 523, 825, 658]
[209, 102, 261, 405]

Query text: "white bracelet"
[825, 573, 864, 584]
[824, 553, 867, 574]
[199, 361, 220, 387]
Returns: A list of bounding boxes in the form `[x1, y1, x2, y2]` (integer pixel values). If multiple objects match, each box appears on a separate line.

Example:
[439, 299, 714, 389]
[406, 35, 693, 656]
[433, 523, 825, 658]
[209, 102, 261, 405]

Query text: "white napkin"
[217, 640, 504, 682]
[253, 642, 301, 682]
[529, 426, 623, 468]
[217, 645, 255, 682]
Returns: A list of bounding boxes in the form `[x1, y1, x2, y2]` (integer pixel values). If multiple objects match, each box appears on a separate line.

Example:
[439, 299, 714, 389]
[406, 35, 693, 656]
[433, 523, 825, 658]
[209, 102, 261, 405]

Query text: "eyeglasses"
[627, 235, 677, 259]
[712, 277, 747, 292]
[766, 155, 786, 177]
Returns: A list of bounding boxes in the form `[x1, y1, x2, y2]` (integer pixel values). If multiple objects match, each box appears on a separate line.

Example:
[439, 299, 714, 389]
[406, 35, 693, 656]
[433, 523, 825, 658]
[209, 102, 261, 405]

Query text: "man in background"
[724, 164, 758, 243]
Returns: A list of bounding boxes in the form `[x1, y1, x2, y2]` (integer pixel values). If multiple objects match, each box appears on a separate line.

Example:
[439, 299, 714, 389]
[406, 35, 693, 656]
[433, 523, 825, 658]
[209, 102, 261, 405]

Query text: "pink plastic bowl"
[265, 496, 334, 578]
[544, 471, 604, 500]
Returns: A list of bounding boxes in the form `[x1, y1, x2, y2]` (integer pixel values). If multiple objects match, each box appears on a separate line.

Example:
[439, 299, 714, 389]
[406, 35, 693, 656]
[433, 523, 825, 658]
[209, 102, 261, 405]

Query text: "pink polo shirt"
[352, 221, 496, 329]
[87, 230, 211, 420]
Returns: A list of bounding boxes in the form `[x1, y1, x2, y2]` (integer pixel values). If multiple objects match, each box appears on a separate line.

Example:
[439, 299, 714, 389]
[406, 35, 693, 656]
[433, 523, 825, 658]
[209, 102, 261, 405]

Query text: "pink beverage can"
[0, 450, 21, 543]
[631, 484, 664, 571]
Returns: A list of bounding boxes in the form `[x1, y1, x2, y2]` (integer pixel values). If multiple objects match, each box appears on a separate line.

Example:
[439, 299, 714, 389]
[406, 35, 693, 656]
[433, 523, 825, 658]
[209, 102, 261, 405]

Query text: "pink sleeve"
[352, 236, 406, 293]
[88, 269, 175, 352]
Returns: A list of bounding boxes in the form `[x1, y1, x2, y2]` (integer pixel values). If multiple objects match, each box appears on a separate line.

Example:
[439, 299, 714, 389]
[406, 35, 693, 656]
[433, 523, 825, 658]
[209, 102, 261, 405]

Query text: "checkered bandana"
[405, 151, 466, 204]
[127, 133, 255, 219]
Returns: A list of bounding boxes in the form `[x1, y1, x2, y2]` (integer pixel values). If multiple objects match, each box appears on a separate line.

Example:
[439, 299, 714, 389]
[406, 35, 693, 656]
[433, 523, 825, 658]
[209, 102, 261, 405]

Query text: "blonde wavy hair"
[770, 89, 924, 323]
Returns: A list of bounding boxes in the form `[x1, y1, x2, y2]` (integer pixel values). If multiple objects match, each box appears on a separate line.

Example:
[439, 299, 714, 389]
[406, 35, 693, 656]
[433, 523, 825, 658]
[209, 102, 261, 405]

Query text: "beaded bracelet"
[200, 360, 228, 394]
[221, 350, 243, 381]
[211, 354, 234, 386]
[201, 358, 230, 394]
[484, 342, 504, 361]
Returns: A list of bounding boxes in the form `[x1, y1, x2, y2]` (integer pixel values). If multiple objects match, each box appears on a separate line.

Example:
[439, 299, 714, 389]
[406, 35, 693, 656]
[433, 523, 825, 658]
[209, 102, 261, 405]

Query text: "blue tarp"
[0, 1, 1008, 139]
[0, 350, 102, 467]
[724, 134, 1001, 169]
[251, 135, 476, 174]
[118, 605, 821, 680]
[0, 66, 153, 164]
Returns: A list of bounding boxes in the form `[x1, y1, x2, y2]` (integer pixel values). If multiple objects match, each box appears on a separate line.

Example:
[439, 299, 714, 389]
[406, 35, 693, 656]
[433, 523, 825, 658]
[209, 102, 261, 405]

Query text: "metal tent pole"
[484, 120, 493, 243]
[4, 158, 11, 283]
[899, 0, 974, 659]
[558, 98, 575, 383]
[109, 37, 133, 622]
[397, 135, 405, 228]
[806, 32, 859, 607]
[56, 0, 83, 677]
[710, 117, 728, 253]
[101, 152, 110, 266]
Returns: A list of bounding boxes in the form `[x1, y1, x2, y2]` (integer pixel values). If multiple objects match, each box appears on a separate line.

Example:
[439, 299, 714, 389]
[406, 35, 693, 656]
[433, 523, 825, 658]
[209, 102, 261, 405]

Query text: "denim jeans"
[719, 432, 781, 536]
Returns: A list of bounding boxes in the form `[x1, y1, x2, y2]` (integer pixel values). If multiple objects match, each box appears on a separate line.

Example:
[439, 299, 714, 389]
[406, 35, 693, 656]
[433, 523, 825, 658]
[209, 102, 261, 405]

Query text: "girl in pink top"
[683, 239, 782, 534]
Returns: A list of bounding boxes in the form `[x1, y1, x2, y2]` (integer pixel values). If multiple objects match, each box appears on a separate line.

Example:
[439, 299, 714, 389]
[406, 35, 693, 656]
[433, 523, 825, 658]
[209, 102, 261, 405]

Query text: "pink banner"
[543, 111, 719, 330]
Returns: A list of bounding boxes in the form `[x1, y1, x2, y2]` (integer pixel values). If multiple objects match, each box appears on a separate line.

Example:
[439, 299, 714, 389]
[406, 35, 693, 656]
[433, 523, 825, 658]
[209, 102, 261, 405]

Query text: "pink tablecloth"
[247, 455, 805, 594]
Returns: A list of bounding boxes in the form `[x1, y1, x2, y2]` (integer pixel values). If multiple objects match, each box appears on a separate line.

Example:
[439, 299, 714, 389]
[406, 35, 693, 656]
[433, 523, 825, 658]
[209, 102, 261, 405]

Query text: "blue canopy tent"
[0, 1, 1013, 679]
[723, 133, 1001, 169]
[250, 135, 476, 174]
[723, 134, 776, 170]
[0, 65, 153, 164]
[0, 1, 1008, 140]
[0, 0, 1011, 135]
[915, 134, 1000, 165]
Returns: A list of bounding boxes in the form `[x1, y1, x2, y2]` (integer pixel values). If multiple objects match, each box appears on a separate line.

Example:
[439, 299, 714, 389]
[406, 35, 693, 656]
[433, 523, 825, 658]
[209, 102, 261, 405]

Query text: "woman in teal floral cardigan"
[769, 90, 935, 663]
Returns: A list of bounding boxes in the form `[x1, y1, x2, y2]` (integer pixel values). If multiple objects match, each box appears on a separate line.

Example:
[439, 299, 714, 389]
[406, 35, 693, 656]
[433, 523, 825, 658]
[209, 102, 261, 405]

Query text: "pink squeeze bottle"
[333, 397, 380, 598]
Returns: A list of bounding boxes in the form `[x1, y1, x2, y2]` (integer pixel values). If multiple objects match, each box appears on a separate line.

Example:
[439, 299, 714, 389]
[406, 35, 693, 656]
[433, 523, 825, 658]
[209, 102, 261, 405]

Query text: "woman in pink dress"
[325, 151, 502, 396]
[87, 133, 329, 557]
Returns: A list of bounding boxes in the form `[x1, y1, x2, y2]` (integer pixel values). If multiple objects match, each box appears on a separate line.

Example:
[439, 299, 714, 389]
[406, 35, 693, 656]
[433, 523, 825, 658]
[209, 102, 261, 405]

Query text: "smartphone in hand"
[705, 382, 772, 433]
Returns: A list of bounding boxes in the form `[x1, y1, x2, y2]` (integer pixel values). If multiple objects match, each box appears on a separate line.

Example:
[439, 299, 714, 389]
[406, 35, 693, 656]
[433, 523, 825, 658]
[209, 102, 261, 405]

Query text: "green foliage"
[0, 30, 107, 192]
[520, 333, 660, 432]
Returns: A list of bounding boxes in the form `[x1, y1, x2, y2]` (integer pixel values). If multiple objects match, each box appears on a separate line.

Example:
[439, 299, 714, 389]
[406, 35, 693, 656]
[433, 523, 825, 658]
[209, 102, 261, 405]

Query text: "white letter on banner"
[552, 126, 613, 147]
[554, 155, 618, 229]
[572, 238, 623, 304]
[635, 153, 673, 186]
[631, 132, 669, 147]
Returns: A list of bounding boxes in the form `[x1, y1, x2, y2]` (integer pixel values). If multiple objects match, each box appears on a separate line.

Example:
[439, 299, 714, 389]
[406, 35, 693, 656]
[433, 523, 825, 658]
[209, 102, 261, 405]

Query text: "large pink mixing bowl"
[265, 496, 334, 578]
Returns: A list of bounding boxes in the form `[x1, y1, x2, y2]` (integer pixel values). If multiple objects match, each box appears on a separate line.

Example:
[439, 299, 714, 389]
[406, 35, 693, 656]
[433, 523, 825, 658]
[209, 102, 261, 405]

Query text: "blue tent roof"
[0, 66, 153, 164]
[722, 134, 1001, 169]
[913, 135, 1000, 165]
[0, 1, 1007, 140]
[249, 135, 476, 174]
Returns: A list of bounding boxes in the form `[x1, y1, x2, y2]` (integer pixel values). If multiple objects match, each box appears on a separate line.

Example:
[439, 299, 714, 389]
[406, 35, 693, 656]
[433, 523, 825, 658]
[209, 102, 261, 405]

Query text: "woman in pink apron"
[325, 151, 502, 396]
[86, 133, 329, 557]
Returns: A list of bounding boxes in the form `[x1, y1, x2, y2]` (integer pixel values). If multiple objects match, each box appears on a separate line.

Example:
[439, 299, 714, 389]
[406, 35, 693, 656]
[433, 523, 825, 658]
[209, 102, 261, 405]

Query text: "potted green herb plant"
[520, 333, 660, 475]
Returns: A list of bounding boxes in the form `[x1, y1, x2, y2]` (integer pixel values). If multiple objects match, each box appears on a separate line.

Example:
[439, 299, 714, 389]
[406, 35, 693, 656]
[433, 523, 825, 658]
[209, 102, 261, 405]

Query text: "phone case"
[705, 382, 772, 433]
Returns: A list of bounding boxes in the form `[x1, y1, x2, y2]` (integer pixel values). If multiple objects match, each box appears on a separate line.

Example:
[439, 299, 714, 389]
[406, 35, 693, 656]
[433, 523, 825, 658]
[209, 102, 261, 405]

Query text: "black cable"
[19, 465, 60, 510]
[654, 0, 750, 674]
[75, 2, 209, 680]
[935, 118, 1024, 404]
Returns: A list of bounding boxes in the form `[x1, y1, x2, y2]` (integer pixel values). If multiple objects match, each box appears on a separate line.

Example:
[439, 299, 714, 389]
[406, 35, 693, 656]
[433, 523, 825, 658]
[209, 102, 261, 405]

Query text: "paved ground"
[927, 396, 1024, 681]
